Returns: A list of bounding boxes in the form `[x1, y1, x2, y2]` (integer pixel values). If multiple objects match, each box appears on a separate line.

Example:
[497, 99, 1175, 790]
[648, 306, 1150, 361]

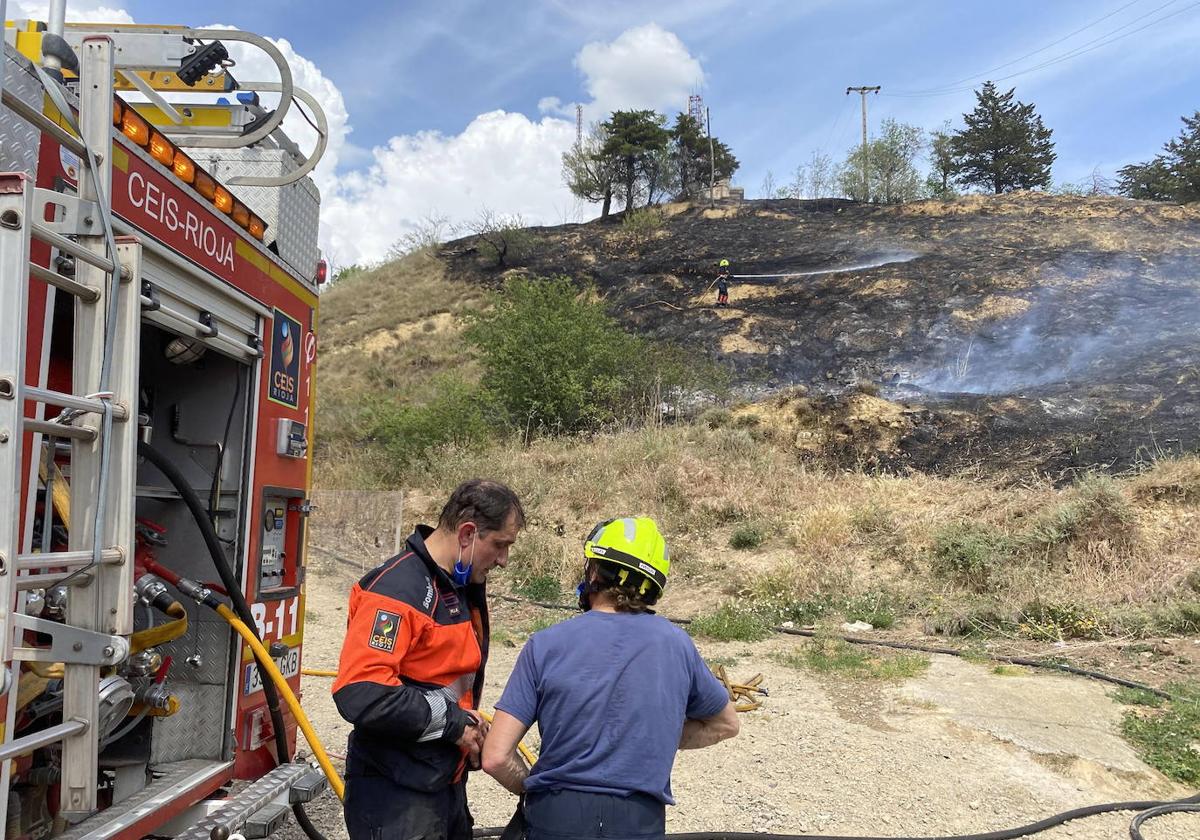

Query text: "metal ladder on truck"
[0, 34, 142, 825]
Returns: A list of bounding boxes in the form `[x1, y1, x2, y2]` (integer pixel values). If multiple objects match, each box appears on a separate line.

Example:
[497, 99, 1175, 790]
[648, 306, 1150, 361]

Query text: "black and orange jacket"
[332, 525, 489, 792]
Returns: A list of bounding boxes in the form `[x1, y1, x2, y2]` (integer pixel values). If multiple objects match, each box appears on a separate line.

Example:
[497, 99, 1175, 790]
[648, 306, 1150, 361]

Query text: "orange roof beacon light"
[194, 170, 217, 201]
[213, 186, 234, 215]
[121, 108, 150, 146]
[172, 151, 196, 184]
[148, 132, 174, 166]
[248, 215, 266, 241]
[231, 201, 250, 229]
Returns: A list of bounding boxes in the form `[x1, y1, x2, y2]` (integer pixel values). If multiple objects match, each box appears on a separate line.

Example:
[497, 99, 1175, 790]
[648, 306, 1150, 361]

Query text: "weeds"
[1018, 601, 1104, 641]
[774, 637, 929, 680]
[515, 574, 562, 602]
[1120, 682, 1200, 784]
[688, 604, 772, 642]
[1112, 687, 1165, 708]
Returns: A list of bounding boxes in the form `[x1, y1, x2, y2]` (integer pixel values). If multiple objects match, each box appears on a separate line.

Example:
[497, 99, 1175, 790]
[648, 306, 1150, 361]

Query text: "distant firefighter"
[716, 259, 731, 307]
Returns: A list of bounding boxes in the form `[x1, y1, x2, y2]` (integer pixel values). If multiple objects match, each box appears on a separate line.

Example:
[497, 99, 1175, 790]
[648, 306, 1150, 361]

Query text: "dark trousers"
[344, 774, 472, 840]
[524, 789, 666, 840]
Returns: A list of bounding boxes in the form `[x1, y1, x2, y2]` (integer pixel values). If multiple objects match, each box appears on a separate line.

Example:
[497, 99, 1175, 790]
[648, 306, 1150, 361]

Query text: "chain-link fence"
[306, 489, 406, 574]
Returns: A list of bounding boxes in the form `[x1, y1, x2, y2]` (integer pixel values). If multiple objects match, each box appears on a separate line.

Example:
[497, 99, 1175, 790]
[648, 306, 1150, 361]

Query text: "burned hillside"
[442, 193, 1200, 479]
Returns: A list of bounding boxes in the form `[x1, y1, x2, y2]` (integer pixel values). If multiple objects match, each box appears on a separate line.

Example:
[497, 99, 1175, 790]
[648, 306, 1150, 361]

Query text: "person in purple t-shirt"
[482, 517, 739, 840]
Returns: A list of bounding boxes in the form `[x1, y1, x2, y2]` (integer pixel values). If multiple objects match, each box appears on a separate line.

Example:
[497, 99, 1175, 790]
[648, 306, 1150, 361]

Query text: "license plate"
[243, 646, 300, 696]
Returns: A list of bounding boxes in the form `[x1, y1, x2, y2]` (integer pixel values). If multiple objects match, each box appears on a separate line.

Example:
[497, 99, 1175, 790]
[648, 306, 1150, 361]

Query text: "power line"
[892, 0, 1145, 95]
[886, 0, 1196, 98]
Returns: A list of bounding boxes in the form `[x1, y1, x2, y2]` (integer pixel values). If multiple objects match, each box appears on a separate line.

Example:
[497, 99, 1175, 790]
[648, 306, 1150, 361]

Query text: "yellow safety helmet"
[719, 259, 730, 267]
[582, 517, 670, 603]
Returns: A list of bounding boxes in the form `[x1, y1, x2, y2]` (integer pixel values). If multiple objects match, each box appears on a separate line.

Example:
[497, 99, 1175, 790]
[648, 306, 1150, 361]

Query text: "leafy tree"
[837, 120, 926, 203]
[927, 121, 957, 199]
[1117, 111, 1200, 202]
[601, 110, 671, 212]
[950, 82, 1056, 193]
[670, 113, 738, 200]
[563, 123, 618, 219]
[805, 150, 836, 198]
[950, 82, 1055, 194]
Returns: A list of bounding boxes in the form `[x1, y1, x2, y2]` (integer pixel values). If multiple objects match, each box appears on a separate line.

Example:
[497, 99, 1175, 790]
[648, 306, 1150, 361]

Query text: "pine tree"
[670, 113, 739, 200]
[600, 110, 671, 212]
[950, 82, 1055, 194]
[1117, 111, 1200, 202]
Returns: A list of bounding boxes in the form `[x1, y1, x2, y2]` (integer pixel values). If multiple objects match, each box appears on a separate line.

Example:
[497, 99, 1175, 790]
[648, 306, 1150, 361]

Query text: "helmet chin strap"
[575, 559, 594, 611]
[453, 532, 476, 586]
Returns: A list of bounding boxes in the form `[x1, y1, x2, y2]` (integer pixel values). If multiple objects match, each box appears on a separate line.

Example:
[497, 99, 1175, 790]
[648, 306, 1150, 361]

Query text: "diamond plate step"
[174, 762, 324, 840]
[57, 759, 232, 840]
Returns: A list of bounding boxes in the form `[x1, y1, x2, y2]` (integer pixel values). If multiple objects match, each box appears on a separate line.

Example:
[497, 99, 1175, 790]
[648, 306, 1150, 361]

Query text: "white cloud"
[323, 23, 707, 266]
[320, 111, 579, 268]
[575, 23, 704, 122]
[10, 1, 133, 23]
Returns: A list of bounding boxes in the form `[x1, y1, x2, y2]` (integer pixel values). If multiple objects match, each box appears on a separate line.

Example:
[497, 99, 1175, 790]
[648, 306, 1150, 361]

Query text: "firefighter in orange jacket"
[333, 479, 525, 840]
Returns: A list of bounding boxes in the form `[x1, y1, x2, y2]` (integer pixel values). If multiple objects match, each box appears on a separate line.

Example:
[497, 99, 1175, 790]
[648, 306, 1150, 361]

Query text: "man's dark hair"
[438, 479, 525, 535]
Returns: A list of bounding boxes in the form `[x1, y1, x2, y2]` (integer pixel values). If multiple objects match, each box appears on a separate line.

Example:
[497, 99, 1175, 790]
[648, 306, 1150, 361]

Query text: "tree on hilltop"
[1117, 111, 1200, 202]
[601, 110, 671, 213]
[563, 123, 618, 219]
[950, 82, 1055, 194]
[671, 113, 738, 200]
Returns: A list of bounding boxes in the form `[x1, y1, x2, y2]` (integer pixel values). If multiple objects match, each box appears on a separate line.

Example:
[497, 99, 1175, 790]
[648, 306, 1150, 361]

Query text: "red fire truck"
[2, 7, 336, 838]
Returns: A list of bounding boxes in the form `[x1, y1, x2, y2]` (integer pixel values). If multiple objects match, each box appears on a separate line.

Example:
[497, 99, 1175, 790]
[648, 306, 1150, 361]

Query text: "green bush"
[844, 591, 899, 630]
[729, 524, 766, 550]
[361, 374, 495, 475]
[621, 207, 665, 244]
[931, 523, 1012, 591]
[465, 276, 664, 435]
[1020, 475, 1138, 559]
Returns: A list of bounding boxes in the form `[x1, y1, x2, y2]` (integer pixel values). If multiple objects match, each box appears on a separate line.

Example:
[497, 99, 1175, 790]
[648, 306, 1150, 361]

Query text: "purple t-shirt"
[495, 610, 729, 804]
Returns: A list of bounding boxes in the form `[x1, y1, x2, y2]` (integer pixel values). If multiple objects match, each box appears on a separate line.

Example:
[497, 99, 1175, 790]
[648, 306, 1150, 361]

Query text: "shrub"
[1020, 475, 1139, 560]
[361, 374, 495, 475]
[465, 276, 652, 435]
[515, 574, 562, 602]
[930, 523, 1012, 591]
[698, 407, 731, 429]
[621, 207, 664, 245]
[729, 524, 766, 550]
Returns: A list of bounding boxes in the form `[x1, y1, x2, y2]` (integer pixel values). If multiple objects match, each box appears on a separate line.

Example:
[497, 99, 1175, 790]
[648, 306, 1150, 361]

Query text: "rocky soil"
[443, 194, 1200, 480]
[278, 553, 1200, 840]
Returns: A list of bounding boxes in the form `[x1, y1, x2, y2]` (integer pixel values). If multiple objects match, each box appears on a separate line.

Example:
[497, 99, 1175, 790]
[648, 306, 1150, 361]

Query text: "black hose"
[138, 441, 329, 840]
[473, 794, 1200, 840]
[490, 593, 1171, 700]
[1129, 802, 1200, 839]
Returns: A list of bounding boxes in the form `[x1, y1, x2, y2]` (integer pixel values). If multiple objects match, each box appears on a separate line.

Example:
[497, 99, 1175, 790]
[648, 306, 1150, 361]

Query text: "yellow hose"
[130, 601, 189, 654]
[300, 668, 338, 678]
[214, 603, 346, 800]
[477, 709, 538, 767]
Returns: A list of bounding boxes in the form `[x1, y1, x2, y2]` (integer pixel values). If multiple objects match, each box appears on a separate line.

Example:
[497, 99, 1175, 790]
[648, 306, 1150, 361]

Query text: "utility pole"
[706, 106, 716, 208]
[845, 85, 880, 202]
[575, 103, 583, 149]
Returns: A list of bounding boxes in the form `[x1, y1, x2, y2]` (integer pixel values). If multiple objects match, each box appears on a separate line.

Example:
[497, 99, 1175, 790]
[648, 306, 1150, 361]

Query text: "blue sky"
[13, 0, 1200, 264]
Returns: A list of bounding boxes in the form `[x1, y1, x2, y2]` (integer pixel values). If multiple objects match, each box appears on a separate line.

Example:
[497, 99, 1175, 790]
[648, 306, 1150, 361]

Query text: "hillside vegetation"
[313, 194, 1200, 645]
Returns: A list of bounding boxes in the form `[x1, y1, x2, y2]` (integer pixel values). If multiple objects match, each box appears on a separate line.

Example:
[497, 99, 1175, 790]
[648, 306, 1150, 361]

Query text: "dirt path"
[282, 559, 1200, 840]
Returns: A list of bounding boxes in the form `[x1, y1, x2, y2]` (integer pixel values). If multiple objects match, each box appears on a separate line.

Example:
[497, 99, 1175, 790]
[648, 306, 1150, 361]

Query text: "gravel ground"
[278, 559, 1200, 840]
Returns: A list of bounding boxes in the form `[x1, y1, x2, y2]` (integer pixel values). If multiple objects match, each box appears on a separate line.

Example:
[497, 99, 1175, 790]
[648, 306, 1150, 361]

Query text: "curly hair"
[581, 562, 656, 613]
